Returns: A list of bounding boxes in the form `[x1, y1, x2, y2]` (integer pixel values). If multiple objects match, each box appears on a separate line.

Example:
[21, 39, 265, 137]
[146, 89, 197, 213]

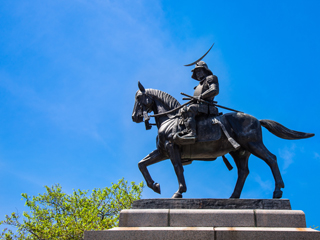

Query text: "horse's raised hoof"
[152, 183, 161, 194]
[273, 190, 283, 199]
[172, 192, 183, 198]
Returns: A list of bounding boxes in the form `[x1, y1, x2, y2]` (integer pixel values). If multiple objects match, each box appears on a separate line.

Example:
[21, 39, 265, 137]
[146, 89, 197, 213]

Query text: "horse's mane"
[145, 89, 181, 109]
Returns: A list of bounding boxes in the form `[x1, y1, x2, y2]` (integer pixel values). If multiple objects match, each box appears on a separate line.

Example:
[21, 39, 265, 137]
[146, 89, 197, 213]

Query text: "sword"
[180, 92, 242, 113]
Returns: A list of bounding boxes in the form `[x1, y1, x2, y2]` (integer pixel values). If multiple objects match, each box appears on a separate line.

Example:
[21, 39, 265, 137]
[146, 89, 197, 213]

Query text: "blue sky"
[0, 0, 319, 228]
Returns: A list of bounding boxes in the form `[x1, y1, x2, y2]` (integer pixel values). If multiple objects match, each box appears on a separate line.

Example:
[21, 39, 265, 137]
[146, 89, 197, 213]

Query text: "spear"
[181, 92, 242, 113]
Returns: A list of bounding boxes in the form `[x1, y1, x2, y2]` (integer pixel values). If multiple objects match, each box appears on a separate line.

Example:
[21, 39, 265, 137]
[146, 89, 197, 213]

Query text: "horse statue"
[131, 82, 314, 199]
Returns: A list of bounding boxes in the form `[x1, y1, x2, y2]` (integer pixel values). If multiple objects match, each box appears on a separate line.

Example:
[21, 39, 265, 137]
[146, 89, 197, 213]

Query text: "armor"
[179, 61, 219, 141]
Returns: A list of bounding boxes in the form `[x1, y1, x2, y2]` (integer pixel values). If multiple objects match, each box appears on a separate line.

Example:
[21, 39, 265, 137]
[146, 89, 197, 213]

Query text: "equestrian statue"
[131, 44, 314, 199]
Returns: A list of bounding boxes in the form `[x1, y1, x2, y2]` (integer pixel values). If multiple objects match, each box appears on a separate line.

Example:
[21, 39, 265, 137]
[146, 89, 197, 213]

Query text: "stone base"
[119, 209, 306, 228]
[132, 198, 291, 210]
[84, 227, 319, 240]
[84, 199, 320, 240]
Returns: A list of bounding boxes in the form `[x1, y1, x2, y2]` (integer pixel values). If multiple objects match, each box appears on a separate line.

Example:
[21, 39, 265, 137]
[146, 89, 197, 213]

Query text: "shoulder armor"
[206, 75, 218, 84]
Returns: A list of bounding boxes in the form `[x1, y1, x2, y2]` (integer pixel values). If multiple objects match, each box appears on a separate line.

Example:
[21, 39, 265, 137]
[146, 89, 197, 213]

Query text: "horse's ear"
[138, 81, 145, 93]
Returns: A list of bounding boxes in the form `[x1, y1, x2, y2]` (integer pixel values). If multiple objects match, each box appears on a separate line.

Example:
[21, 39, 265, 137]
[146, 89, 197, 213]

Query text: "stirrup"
[173, 132, 196, 145]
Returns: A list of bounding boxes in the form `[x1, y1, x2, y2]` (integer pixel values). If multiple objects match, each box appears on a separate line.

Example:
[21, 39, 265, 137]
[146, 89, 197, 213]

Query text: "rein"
[143, 100, 193, 130]
[149, 100, 193, 118]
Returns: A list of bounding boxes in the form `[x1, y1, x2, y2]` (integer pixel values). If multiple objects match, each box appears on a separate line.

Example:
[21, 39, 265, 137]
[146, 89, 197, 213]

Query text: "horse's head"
[132, 81, 154, 123]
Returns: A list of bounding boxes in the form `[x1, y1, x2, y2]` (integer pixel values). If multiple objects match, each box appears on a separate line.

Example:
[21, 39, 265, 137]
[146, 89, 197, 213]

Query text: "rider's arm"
[201, 75, 219, 99]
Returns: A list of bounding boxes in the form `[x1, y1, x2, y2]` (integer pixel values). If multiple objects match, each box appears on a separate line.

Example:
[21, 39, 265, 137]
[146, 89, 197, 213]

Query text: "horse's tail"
[260, 119, 315, 140]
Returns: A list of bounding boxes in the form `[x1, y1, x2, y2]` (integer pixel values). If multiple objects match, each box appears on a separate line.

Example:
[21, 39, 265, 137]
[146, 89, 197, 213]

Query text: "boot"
[181, 117, 196, 140]
[181, 129, 196, 139]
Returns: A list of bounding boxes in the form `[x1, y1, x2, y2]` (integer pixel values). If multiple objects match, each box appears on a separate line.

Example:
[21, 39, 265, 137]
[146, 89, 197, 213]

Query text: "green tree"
[0, 178, 144, 240]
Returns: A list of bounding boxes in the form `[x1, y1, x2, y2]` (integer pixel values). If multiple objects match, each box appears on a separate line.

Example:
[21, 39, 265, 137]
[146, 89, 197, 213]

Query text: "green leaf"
[0, 179, 143, 239]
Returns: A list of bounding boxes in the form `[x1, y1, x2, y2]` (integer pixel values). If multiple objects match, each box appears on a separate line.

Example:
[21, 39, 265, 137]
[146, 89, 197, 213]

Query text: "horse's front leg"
[138, 149, 167, 194]
[165, 141, 187, 198]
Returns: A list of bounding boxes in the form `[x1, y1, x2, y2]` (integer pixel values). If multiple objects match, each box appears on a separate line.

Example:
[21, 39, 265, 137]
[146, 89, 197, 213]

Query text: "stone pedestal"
[84, 199, 319, 240]
[131, 198, 292, 210]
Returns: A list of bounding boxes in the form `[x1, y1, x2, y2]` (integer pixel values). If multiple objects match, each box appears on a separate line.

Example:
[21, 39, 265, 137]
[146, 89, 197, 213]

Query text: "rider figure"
[179, 61, 219, 141]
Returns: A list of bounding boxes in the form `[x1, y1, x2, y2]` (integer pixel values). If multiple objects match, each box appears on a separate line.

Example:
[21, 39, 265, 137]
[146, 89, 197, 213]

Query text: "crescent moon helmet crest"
[184, 43, 214, 67]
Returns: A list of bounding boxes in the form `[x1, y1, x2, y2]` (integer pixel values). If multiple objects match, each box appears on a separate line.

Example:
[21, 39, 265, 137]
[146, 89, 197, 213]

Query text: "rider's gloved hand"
[196, 94, 202, 102]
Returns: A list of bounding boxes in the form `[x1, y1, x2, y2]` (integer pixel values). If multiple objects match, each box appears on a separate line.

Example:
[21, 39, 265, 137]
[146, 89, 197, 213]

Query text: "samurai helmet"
[191, 61, 213, 80]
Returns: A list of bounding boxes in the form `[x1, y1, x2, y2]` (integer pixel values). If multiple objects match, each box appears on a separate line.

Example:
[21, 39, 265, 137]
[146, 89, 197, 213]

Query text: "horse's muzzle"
[132, 114, 143, 123]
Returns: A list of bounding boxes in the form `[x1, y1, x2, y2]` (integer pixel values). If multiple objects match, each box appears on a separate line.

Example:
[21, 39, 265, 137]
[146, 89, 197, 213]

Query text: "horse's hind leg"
[138, 149, 167, 194]
[247, 141, 284, 198]
[229, 149, 251, 198]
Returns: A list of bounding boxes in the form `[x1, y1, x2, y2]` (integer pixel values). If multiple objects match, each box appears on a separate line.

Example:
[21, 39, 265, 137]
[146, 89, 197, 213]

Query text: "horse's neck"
[152, 98, 173, 128]
[146, 89, 180, 128]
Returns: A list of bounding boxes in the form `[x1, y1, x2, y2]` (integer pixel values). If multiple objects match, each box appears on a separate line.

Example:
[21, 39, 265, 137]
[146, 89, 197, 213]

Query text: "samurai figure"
[177, 61, 219, 142]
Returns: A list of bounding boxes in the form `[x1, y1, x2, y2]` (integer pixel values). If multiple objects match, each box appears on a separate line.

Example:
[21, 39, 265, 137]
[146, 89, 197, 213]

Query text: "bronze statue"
[131, 45, 314, 199]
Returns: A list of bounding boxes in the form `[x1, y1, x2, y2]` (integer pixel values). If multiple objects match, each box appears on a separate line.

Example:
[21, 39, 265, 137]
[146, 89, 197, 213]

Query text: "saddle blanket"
[196, 115, 222, 142]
